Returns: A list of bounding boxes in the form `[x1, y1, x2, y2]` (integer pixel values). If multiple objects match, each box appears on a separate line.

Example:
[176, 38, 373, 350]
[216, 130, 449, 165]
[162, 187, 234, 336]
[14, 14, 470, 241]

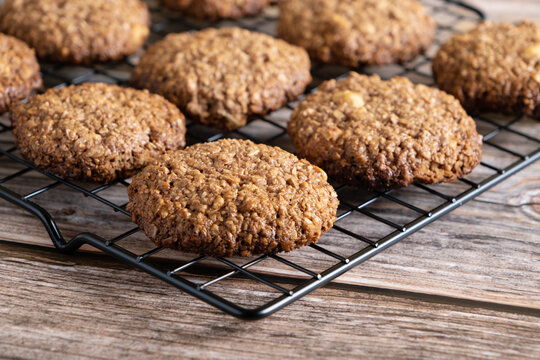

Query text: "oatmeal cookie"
[11, 83, 186, 182]
[433, 20, 540, 118]
[0, 33, 42, 113]
[0, 0, 150, 64]
[159, 0, 271, 20]
[277, 0, 435, 66]
[127, 139, 338, 257]
[131, 27, 311, 131]
[288, 73, 483, 189]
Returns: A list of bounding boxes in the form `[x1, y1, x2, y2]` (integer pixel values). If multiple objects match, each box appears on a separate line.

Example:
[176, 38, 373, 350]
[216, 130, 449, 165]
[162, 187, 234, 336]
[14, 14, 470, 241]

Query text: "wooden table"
[1, 2, 540, 359]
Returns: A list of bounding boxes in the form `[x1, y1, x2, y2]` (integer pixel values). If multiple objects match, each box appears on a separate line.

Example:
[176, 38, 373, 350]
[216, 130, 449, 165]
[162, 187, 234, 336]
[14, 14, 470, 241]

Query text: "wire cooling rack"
[0, 0, 539, 319]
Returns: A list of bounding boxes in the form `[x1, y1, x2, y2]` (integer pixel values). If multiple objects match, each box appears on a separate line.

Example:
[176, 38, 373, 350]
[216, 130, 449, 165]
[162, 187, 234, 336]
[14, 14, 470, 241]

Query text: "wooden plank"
[467, 0, 540, 22]
[0, 242, 539, 360]
[0, 1, 539, 359]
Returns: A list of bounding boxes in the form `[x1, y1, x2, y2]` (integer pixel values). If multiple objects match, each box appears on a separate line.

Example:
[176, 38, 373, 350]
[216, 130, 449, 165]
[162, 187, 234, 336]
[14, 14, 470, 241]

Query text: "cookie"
[0, 0, 150, 64]
[11, 83, 186, 183]
[159, 0, 271, 20]
[0, 33, 42, 114]
[277, 0, 435, 66]
[127, 139, 338, 257]
[131, 27, 311, 131]
[433, 20, 540, 118]
[288, 73, 483, 190]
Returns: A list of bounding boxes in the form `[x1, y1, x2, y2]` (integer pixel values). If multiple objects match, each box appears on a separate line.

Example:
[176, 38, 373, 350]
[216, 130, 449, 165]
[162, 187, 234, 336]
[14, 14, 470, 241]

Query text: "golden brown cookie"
[277, 0, 435, 66]
[0, 0, 150, 64]
[433, 20, 540, 118]
[288, 73, 483, 190]
[127, 139, 338, 257]
[0, 33, 42, 113]
[131, 27, 311, 131]
[159, 0, 271, 20]
[11, 83, 186, 182]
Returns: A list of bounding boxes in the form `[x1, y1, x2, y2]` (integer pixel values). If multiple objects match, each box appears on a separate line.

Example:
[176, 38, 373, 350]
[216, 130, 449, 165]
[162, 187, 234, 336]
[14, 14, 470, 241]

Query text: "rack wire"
[0, 0, 539, 319]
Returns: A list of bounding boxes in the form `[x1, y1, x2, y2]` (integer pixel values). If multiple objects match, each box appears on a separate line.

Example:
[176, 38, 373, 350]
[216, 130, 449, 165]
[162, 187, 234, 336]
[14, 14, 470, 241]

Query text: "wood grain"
[467, 0, 540, 22]
[0, 0, 539, 358]
[0, 242, 539, 360]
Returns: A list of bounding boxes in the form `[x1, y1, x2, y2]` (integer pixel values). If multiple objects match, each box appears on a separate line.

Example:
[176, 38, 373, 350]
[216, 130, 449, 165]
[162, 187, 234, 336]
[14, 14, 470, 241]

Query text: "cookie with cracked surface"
[433, 20, 540, 118]
[0, 33, 42, 114]
[131, 27, 311, 131]
[288, 73, 483, 190]
[277, 0, 435, 66]
[159, 0, 271, 21]
[0, 0, 150, 64]
[11, 83, 186, 183]
[127, 139, 338, 257]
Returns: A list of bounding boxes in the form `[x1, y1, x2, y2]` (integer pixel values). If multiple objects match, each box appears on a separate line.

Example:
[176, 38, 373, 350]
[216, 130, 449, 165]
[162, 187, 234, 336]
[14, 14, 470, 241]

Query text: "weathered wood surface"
[0, 242, 539, 360]
[0, 1, 539, 358]
[468, 0, 540, 21]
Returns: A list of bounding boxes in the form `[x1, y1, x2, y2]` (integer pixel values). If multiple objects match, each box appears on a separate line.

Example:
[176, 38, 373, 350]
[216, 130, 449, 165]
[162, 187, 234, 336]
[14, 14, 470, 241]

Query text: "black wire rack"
[0, 0, 539, 319]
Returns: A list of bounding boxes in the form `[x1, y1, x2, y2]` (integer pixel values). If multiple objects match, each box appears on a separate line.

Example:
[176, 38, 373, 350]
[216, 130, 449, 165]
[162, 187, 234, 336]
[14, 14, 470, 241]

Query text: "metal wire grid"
[0, 0, 539, 319]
